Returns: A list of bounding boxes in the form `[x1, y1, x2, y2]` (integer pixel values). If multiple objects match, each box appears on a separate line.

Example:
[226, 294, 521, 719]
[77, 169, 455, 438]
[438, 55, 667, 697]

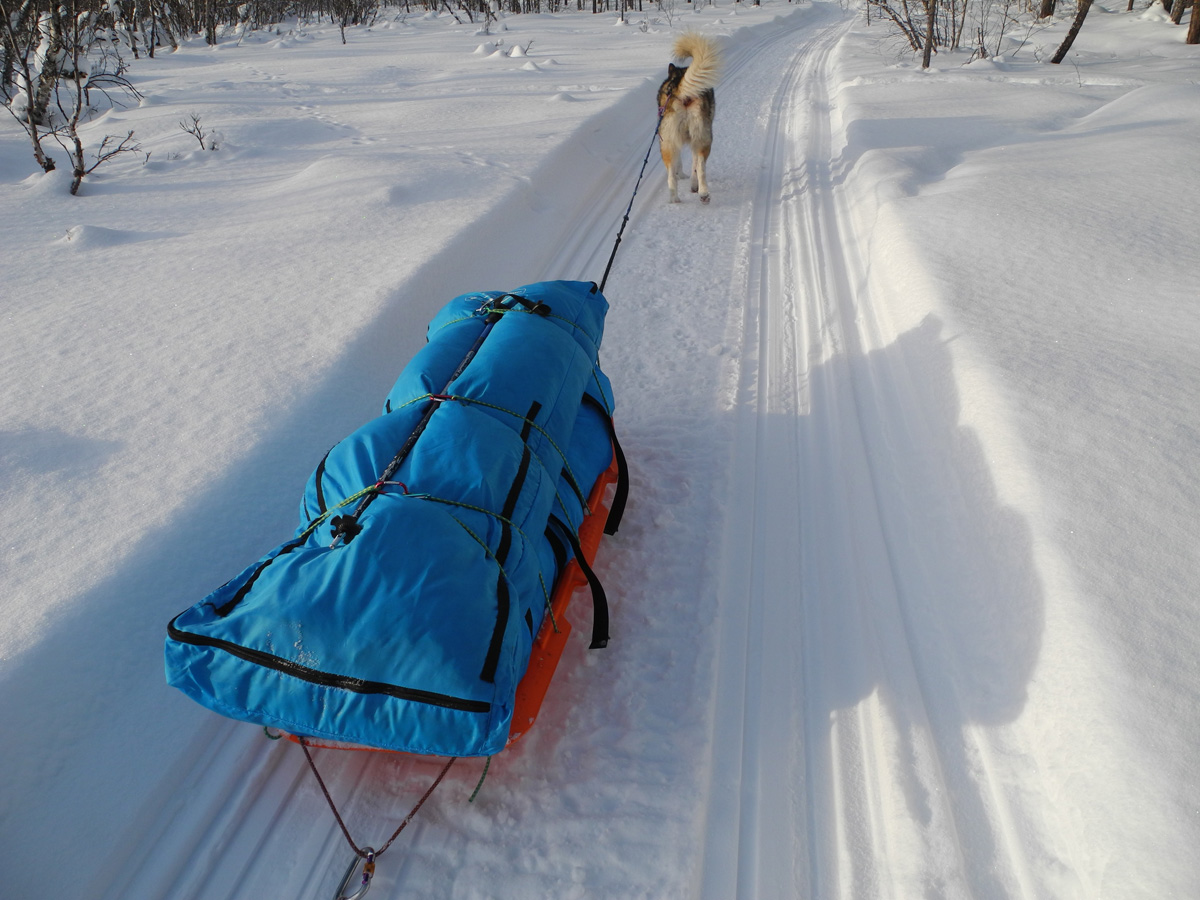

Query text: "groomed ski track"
[77, 6, 1071, 898]
[694, 11, 1043, 900]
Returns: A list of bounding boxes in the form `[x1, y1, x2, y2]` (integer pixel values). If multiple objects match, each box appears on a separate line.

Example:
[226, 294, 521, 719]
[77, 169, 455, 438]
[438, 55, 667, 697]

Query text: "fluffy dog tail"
[672, 32, 722, 99]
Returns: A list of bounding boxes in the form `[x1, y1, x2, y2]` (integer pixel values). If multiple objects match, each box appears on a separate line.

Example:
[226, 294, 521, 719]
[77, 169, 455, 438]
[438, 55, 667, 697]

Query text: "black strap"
[581, 393, 628, 535]
[544, 524, 569, 581]
[603, 424, 629, 536]
[479, 569, 510, 684]
[548, 516, 609, 649]
[312, 448, 333, 516]
[501, 293, 552, 316]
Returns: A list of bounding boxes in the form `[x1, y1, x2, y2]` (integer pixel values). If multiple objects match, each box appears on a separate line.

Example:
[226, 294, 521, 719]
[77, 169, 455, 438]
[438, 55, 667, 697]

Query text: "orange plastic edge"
[505, 448, 619, 746]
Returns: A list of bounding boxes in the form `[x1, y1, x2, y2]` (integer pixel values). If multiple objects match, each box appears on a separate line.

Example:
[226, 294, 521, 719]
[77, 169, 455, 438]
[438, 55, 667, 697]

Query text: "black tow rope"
[598, 111, 663, 294]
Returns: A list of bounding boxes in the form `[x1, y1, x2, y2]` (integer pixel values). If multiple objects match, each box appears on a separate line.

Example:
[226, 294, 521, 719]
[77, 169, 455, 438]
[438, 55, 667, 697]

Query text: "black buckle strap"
[547, 516, 609, 649]
[486, 293, 552, 317]
[581, 393, 629, 535]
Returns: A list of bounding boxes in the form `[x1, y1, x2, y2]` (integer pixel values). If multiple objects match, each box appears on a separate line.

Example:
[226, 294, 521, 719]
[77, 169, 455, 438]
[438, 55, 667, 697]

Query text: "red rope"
[298, 738, 457, 860]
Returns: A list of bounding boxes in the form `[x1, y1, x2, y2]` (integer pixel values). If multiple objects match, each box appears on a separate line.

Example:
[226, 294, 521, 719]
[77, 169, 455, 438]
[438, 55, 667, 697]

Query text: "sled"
[289, 450, 621, 755]
[165, 280, 626, 759]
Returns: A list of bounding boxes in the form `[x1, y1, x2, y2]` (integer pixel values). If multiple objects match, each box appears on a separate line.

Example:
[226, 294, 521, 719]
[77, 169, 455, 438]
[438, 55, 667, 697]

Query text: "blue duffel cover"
[166, 281, 616, 757]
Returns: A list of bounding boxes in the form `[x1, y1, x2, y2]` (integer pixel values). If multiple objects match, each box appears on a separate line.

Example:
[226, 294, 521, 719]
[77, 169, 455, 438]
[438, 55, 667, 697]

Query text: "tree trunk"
[1188, 0, 1200, 43]
[0, 0, 56, 172]
[204, 0, 217, 45]
[921, 0, 936, 68]
[0, 0, 39, 94]
[0, 14, 10, 96]
[1051, 0, 1092, 63]
[1039, 0, 1056, 17]
[31, 12, 63, 127]
[1170, 0, 1186, 23]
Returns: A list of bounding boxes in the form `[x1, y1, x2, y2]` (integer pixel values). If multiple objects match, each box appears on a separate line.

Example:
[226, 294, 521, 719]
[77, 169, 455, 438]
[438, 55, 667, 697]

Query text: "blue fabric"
[166, 281, 615, 757]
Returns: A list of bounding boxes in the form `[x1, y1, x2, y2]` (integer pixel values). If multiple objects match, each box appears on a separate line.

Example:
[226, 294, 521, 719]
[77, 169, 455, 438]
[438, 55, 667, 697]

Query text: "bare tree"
[1189, 0, 1200, 43]
[46, 0, 146, 192]
[2, 0, 148, 188]
[864, 0, 925, 50]
[970, 0, 1018, 59]
[0, 0, 57, 170]
[180, 112, 211, 148]
[1050, 0, 1092, 64]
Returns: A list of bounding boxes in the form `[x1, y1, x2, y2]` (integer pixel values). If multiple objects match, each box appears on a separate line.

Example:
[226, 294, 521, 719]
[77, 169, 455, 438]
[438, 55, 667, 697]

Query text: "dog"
[657, 33, 722, 204]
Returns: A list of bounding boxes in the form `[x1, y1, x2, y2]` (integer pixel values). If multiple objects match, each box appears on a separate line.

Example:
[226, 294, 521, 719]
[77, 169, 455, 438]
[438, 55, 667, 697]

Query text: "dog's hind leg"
[661, 143, 681, 203]
[691, 144, 711, 203]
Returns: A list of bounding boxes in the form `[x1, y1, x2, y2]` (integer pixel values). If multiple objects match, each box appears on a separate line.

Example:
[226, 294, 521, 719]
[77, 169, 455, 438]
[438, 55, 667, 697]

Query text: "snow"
[3, 2, 1199, 897]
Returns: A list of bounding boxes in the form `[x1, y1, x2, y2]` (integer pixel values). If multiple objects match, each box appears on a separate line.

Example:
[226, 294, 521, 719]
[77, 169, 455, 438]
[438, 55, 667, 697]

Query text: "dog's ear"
[668, 63, 679, 75]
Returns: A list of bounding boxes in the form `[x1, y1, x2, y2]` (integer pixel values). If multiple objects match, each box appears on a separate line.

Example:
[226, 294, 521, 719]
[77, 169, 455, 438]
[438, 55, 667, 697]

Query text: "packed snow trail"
[82, 11, 877, 900]
[696, 11, 1048, 898]
[687, 5, 1124, 897]
[10, 6, 1098, 899]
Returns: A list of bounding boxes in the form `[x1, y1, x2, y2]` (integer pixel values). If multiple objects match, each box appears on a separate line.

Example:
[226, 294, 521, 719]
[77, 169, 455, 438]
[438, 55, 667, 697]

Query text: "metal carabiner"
[333, 848, 376, 900]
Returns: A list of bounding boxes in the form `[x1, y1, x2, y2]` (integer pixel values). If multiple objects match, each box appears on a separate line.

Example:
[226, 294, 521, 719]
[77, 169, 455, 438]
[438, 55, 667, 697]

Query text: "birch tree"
[1, 0, 57, 170]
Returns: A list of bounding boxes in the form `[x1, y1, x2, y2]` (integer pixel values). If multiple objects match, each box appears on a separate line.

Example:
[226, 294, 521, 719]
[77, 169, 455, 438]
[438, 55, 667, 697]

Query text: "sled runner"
[165, 280, 626, 759]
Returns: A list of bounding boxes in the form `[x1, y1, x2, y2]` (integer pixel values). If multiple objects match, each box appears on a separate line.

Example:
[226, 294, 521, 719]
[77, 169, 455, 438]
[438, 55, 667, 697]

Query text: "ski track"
[702, 8, 1045, 900]
[86, 8, 1056, 898]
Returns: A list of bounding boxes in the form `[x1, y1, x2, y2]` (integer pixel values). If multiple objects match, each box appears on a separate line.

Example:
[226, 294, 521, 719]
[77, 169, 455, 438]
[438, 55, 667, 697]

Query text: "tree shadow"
[803, 315, 1042, 720]
[1, 427, 124, 476]
[784, 314, 1045, 898]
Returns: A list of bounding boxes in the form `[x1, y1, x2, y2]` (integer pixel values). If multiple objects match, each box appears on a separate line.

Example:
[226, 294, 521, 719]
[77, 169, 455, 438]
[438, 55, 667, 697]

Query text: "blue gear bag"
[165, 281, 617, 757]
